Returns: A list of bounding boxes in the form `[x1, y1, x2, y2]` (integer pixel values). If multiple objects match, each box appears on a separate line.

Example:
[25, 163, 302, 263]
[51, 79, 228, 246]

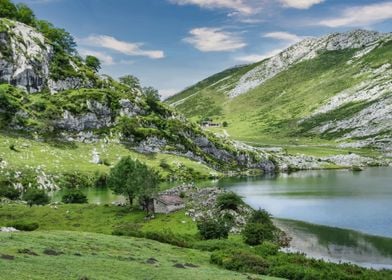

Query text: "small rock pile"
[159, 184, 252, 233]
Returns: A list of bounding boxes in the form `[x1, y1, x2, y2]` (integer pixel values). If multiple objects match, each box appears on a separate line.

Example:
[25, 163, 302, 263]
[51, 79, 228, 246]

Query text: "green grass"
[167, 43, 392, 153]
[0, 230, 277, 280]
[0, 132, 218, 179]
[0, 204, 196, 236]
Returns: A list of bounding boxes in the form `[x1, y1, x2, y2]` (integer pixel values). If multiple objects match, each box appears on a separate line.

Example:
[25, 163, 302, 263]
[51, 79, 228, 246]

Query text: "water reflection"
[276, 219, 392, 269]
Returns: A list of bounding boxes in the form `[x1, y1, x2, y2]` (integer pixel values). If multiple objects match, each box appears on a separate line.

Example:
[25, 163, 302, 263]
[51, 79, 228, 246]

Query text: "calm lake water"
[52, 167, 392, 268]
[222, 167, 392, 238]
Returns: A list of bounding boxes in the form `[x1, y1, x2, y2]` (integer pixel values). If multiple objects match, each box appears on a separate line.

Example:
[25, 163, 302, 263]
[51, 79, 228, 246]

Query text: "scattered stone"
[1, 254, 15, 260]
[18, 249, 38, 256]
[173, 263, 186, 269]
[43, 249, 63, 256]
[146, 257, 158, 264]
[184, 263, 199, 268]
[0, 227, 19, 233]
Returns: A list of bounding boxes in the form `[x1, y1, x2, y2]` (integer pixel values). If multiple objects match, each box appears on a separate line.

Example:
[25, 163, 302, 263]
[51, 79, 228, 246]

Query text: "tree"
[85, 55, 101, 72]
[107, 157, 159, 210]
[23, 188, 49, 207]
[16, 3, 36, 26]
[119, 75, 140, 89]
[0, 0, 18, 20]
[143, 86, 160, 102]
[36, 20, 76, 54]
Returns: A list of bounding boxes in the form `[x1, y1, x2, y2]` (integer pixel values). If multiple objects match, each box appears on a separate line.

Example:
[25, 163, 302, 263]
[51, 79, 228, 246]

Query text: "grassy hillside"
[167, 34, 392, 155]
[0, 230, 274, 280]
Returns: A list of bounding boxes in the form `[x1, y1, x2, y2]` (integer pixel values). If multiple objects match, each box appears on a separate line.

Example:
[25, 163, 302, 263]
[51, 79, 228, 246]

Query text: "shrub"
[144, 230, 191, 248]
[61, 190, 88, 204]
[193, 239, 247, 252]
[197, 217, 230, 240]
[93, 172, 107, 188]
[58, 172, 93, 189]
[222, 121, 228, 127]
[249, 209, 273, 225]
[0, 185, 21, 200]
[242, 222, 275, 246]
[23, 188, 49, 207]
[216, 192, 244, 211]
[8, 222, 39, 231]
[254, 241, 280, 257]
[210, 250, 269, 275]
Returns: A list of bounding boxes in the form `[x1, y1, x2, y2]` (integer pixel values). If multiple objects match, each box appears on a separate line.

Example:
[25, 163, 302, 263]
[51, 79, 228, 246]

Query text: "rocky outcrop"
[54, 100, 113, 131]
[0, 20, 52, 93]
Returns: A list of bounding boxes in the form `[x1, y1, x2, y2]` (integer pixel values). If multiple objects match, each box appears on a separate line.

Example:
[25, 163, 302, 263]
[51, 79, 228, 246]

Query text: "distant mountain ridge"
[166, 29, 392, 153]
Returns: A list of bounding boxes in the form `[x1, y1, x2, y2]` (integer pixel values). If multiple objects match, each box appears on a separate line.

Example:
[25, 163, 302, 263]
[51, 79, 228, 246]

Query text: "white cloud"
[169, 0, 255, 15]
[279, 0, 324, 9]
[184, 27, 246, 52]
[78, 35, 164, 59]
[235, 48, 284, 63]
[319, 2, 392, 27]
[263, 31, 304, 43]
[79, 49, 115, 65]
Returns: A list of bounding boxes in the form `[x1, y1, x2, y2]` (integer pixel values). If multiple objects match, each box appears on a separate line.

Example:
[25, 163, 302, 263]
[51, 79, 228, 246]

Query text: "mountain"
[166, 30, 392, 154]
[0, 17, 279, 183]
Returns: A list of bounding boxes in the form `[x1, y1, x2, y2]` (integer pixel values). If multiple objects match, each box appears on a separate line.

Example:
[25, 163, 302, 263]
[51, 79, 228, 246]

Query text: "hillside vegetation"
[167, 30, 392, 155]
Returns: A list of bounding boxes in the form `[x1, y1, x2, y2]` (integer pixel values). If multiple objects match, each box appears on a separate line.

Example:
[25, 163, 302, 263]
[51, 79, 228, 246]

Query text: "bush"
[249, 209, 273, 225]
[8, 222, 39, 231]
[210, 250, 269, 275]
[242, 222, 275, 246]
[216, 192, 244, 211]
[61, 190, 88, 204]
[254, 241, 280, 257]
[23, 188, 49, 207]
[144, 230, 191, 248]
[0, 185, 21, 200]
[193, 239, 247, 252]
[93, 172, 107, 188]
[58, 172, 93, 189]
[197, 217, 230, 240]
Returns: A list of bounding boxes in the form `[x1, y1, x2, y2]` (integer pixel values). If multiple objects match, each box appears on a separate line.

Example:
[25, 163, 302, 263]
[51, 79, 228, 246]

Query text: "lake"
[222, 167, 392, 238]
[51, 167, 392, 268]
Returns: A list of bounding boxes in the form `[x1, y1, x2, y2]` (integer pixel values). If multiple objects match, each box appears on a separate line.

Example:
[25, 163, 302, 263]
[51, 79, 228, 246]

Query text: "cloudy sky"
[24, 0, 392, 98]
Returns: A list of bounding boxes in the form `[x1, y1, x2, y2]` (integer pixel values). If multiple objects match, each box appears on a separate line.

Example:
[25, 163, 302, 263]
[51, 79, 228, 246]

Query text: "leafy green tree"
[107, 157, 159, 209]
[23, 188, 49, 207]
[119, 75, 140, 89]
[36, 20, 76, 54]
[143, 86, 160, 102]
[0, 0, 18, 20]
[16, 3, 36, 26]
[85, 55, 101, 72]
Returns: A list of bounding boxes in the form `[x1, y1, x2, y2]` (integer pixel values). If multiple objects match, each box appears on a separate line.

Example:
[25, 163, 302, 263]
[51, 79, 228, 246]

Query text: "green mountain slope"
[167, 30, 392, 154]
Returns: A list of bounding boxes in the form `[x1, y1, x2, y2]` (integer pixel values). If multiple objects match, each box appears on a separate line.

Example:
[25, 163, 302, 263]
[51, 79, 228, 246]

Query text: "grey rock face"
[54, 100, 112, 131]
[0, 20, 52, 93]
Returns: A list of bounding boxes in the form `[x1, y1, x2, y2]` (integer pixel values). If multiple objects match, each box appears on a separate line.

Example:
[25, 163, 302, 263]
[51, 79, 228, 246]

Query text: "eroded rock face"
[0, 20, 52, 93]
[54, 100, 112, 131]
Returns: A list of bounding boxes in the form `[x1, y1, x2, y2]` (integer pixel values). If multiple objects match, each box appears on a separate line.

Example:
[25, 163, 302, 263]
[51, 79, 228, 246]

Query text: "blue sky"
[23, 0, 392, 97]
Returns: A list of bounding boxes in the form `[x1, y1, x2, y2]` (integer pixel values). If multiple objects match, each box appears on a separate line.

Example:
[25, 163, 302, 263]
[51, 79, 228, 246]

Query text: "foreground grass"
[0, 230, 275, 280]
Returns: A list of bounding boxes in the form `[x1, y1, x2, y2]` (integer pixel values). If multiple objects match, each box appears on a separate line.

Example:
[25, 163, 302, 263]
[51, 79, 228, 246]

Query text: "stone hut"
[153, 195, 185, 214]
